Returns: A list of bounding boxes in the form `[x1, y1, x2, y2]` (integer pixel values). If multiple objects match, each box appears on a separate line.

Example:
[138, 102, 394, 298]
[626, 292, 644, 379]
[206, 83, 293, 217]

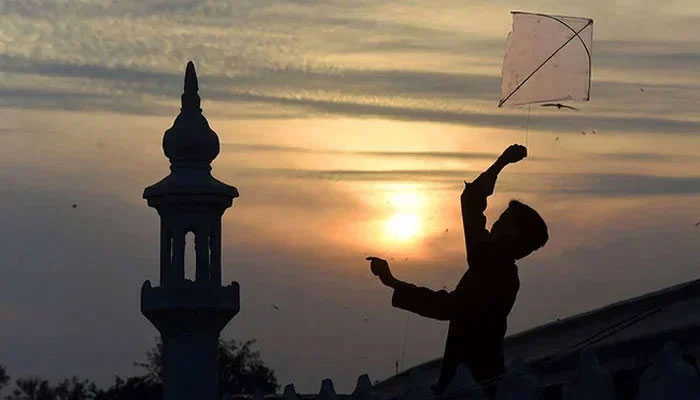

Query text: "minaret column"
[171, 225, 186, 282]
[160, 321, 220, 399]
[160, 219, 172, 287]
[195, 223, 211, 283]
[209, 217, 222, 286]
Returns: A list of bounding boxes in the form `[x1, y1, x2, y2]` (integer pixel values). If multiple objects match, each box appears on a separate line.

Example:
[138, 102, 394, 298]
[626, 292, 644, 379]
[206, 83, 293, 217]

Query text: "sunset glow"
[388, 191, 423, 210]
[385, 212, 421, 241]
[380, 186, 428, 242]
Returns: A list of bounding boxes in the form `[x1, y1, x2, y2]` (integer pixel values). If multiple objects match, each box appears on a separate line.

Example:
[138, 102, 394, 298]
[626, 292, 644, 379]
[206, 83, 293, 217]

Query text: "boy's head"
[491, 200, 548, 260]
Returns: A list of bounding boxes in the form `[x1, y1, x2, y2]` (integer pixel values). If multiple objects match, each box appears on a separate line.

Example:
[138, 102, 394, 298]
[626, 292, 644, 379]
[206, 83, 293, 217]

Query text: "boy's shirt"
[391, 170, 520, 391]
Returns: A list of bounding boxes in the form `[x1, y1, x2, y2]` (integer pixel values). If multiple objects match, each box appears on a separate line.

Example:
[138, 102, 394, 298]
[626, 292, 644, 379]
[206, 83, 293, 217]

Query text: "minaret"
[141, 61, 240, 400]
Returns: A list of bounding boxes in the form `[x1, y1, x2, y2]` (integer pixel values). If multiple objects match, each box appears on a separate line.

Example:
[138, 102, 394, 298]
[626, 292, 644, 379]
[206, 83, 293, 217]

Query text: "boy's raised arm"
[461, 145, 526, 253]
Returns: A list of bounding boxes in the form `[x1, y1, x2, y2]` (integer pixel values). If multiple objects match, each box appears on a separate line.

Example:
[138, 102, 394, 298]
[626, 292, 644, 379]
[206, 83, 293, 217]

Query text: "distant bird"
[541, 103, 579, 111]
[695, 221, 700, 227]
[640, 88, 645, 92]
[444, 228, 449, 233]
[272, 305, 280, 311]
[581, 131, 586, 135]
[404, 257, 408, 261]
[72, 204, 77, 208]
[592, 130, 596, 135]
[391, 257, 394, 261]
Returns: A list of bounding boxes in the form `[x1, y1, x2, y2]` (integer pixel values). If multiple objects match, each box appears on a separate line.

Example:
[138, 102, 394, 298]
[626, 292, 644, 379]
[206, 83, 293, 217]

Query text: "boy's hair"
[508, 199, 548, 250]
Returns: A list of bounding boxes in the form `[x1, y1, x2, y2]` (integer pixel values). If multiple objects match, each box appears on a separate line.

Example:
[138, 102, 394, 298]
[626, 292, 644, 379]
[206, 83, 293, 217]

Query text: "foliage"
[133, 339, 163, 384]
[2, 376, 98, 400]
[137, 337, 279, 395]
[0, 337, 277, 400]
[6, 377, 58, 400]
[92, 376, 160, 400]
[53, 377, 98, 400]
[0, 366, 9, 392]
[218, 339, 278, 395]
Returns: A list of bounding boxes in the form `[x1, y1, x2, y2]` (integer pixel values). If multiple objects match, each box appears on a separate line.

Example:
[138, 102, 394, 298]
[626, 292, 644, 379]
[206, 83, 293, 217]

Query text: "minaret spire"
[181, 60, 201, 113]
[162, 61, 220, 167]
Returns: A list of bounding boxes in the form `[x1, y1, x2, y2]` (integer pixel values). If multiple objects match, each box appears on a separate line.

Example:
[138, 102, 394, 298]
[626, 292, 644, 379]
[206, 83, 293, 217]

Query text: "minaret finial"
[181, 61, 201, 112]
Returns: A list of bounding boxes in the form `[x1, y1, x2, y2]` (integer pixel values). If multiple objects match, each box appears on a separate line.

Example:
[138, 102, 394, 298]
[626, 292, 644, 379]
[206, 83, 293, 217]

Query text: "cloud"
[556, 173, 700, 195]
[221, 91, 700, 134]
[587, 152, 700, 162]
[221, 142, 550, 161]
[5, 82, 700, 134]
[232, 167, 700, 196]
[3, 52, 700, 134]
[0, 87, 169, 115]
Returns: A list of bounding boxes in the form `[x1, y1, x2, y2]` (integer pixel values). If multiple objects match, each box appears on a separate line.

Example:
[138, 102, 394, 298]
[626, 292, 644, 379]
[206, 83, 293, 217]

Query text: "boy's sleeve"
[391, 281, 483, 321]
[461, 170, 497, 261]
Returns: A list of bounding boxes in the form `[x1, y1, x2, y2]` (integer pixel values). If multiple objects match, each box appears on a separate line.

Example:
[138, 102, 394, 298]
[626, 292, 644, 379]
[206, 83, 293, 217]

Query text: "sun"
[378, 184, 430, 244]
[385, 213, 421, 241]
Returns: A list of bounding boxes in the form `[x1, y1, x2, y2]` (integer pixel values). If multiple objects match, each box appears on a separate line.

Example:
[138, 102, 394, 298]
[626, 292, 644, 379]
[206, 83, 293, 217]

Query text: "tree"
[91, 376, 160, 400]
[133, 340, 162, 384]
[0, 338, 276, 400]
[136, 337, 278, 395]
[0, 365, 9, 392]
[218, 339, 278, 395]
[53, 377, 98, 400]
[6, 377, 55, 400]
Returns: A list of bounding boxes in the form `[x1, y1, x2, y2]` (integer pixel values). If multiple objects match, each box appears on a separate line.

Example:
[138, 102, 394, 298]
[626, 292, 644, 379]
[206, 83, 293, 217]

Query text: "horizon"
[1, 0, 700, 394]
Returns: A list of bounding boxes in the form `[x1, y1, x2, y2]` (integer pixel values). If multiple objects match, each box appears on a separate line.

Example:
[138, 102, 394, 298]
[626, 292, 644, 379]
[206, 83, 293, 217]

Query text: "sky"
[1, 0, 700, 394]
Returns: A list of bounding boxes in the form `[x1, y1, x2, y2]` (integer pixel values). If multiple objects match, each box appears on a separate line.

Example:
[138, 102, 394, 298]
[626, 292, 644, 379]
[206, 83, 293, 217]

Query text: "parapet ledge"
[141, 279, 240, 315]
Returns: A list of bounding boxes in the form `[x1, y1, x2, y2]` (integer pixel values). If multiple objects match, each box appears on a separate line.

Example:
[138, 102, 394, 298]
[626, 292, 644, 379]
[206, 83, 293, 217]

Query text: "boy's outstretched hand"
[367, 256, 399, 288]
[499, 144, 527, 164]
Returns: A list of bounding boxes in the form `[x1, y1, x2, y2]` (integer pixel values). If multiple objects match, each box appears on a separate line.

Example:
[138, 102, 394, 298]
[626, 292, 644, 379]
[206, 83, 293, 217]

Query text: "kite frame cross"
[498, 12, 593, 108]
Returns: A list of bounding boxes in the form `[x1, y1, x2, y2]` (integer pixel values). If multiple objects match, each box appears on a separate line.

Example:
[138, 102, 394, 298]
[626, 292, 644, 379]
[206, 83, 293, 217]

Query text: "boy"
[367, 144, 548, 397]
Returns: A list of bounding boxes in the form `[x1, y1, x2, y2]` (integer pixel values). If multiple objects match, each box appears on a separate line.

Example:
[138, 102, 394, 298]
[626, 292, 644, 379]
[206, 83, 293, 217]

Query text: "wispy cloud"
[221, 142, 546, 161]
[3, 51, 700, 134]
[3, 0, 700, 131]
[587, 152, 700, 162]
[233, 167, 700, 195]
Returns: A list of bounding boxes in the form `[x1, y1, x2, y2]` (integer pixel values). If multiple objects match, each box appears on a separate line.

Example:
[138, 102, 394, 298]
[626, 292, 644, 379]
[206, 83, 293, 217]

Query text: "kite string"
[399, 312, 411, 372]
[525, 104, 531, 149]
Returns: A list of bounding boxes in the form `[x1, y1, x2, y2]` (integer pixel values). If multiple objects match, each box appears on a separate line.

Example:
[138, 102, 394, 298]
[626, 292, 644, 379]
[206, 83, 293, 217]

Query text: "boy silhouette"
[367, 144, 548, 397]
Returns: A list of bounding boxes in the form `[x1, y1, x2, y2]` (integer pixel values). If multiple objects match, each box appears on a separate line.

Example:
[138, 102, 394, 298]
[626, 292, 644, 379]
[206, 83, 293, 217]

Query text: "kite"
[499, 11, 594, 108]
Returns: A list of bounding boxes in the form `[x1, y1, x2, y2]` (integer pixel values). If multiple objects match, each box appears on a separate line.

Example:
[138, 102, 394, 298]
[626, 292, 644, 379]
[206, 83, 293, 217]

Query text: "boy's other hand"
[499, 144, 527, 164]
[366, 256, 398, 288]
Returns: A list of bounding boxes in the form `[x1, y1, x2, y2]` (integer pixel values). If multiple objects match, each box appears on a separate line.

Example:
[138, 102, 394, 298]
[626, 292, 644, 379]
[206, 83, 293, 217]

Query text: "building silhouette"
[373, 279, 700, 399]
